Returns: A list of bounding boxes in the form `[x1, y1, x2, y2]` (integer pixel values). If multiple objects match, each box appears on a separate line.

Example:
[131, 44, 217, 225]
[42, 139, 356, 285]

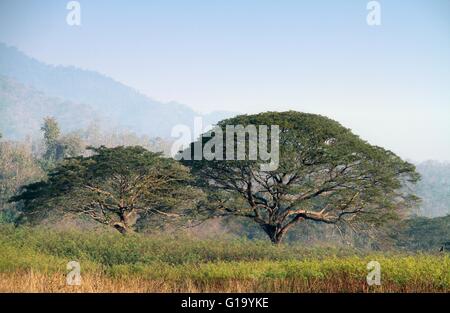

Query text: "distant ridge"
[0, 43, 236, 138]
[0, 75, 98, 139]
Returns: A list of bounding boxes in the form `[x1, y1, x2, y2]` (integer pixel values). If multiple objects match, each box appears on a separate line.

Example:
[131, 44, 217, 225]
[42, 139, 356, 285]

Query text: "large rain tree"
[12, 146, 199, 234]
[182, 112, 420, 244]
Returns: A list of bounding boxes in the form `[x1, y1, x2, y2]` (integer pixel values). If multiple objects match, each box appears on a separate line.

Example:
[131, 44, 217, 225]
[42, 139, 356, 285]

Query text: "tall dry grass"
[1, 271, 447, 293]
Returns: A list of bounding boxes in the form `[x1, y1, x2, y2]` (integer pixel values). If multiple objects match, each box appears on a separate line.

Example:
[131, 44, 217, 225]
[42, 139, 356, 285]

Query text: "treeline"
[388, 215, 450, 251]
[0, 112, 449, 250]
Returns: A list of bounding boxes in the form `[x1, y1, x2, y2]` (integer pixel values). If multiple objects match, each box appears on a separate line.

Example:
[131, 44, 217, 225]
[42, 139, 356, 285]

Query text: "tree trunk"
[270, 234, 283, 245]
[113, 222, 134, 234]
[260, 223, 285, 245]
[113, 209, 138, 235]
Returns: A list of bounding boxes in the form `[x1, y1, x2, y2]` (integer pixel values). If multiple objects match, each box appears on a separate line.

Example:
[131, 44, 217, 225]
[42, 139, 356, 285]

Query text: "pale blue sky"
[0, 0, 449, 161]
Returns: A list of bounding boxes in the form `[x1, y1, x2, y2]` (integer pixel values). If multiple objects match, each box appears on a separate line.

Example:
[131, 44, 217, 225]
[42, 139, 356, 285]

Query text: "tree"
[11, 146, 200, 233]
[41, 116, 61, 162]
[182, 111, 419, 244]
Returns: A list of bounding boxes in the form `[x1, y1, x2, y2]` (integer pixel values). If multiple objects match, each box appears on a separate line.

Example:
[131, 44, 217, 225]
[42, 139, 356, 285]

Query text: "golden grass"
[0, 270, 447, 293]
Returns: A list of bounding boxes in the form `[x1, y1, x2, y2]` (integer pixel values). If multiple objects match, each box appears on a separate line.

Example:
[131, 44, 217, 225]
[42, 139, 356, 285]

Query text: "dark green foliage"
[183, 111, 420, 244]
[390, 215, 450, 251]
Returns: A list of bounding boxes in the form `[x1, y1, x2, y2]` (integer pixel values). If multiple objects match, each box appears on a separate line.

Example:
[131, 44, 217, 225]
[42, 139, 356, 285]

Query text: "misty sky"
[0, 0, 449, 162]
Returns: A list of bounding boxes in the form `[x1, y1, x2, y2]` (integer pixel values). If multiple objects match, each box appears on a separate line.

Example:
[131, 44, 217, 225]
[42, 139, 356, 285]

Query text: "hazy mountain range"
[0, 43, 235, 139]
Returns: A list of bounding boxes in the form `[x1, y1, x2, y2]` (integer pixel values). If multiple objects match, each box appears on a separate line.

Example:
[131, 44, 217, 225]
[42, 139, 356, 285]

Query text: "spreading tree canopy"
[12, 146, 199, 233]
[182, 111, 420, 244]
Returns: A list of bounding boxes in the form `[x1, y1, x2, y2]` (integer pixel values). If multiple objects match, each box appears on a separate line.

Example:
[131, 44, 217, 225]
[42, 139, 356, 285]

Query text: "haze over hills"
[414, 161, 450, 217]
[0, 75, 99, 139]
[0, 43, 235, 138]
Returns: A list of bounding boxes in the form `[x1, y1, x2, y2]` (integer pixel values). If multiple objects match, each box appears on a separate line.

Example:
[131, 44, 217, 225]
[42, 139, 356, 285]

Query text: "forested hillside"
[0, 76, 98, 139]
[0, 43, 234, 138]
[390, 215, 450, 251]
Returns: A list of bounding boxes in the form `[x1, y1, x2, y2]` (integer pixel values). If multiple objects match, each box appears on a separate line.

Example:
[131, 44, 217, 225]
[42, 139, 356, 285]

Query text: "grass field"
[0, 225, 448, 292]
